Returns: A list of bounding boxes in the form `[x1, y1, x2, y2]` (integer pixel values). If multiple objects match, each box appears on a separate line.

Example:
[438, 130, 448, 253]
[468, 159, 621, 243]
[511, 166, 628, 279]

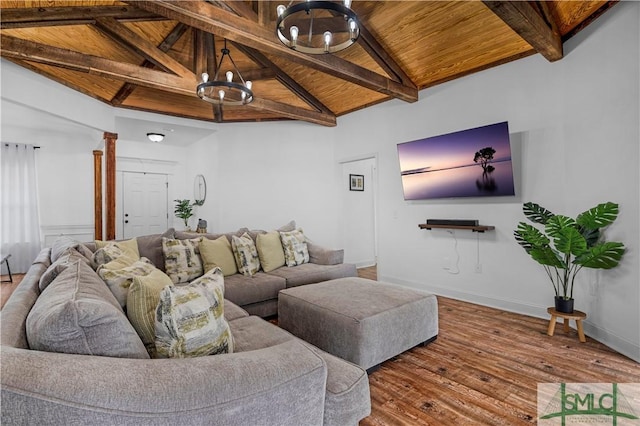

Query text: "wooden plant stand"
[547, 307, 587, 343]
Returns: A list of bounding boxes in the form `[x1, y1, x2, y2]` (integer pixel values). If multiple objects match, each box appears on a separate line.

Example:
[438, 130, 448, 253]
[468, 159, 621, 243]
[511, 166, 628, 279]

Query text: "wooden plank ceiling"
[0, 0, 616, 127]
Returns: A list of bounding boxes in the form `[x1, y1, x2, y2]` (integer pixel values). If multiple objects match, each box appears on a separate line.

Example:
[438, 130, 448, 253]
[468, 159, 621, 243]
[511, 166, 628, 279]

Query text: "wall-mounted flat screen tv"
[397, 121, 515, 200]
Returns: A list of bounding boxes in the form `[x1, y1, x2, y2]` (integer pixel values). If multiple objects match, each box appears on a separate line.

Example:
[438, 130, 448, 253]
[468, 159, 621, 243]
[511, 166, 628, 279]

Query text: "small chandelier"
[196, 40, 253, 106]
[276, 1, 359, 54]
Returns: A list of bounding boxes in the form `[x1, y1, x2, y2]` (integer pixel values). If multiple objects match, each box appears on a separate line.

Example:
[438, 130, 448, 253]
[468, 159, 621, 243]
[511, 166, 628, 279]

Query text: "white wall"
[333, 1, 640, 362]
[341, 157, 376, 266]
[190, 121, 342, 247]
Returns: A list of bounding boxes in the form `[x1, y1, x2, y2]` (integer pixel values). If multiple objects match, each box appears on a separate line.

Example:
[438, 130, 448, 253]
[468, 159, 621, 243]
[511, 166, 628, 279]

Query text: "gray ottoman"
[278, 277, 438, 371]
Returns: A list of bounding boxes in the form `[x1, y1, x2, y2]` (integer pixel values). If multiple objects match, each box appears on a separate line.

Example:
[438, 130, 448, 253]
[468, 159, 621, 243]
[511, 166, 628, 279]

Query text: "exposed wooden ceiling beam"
[94, 17, 193, 78]
[0, 34, 197, 96]
[111, 22, 189, 106]
[483, 1, 563, 62]
[1, 34, 334, 127]
[0, 6, 162, 29]
[128, 0, 418, 103]
[249, 98, 336, 127]
[358, 25, 416, 87]
[234, 43, 333, 115]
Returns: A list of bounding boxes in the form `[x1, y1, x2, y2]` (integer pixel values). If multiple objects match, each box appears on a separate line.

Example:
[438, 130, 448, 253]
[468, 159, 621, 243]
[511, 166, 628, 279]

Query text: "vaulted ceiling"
[0, 1, 616, 127]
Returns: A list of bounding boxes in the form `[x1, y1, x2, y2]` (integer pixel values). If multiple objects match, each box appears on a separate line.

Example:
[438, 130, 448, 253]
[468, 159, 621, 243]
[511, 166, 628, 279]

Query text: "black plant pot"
[555, 296, 574, 314]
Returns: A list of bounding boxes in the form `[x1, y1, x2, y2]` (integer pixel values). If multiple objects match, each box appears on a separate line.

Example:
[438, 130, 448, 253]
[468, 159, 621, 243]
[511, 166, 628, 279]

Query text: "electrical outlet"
[475, 263, 482, 273]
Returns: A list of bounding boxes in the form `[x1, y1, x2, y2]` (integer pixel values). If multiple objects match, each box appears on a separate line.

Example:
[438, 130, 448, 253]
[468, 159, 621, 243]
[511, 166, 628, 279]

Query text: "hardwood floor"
[356, 266, 640, 425]
[1, 273, 23, 309]
[3, 267, 638, 425]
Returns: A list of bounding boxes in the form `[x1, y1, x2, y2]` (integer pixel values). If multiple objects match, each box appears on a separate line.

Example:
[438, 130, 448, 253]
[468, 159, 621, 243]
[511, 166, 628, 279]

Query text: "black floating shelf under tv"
[418, 223, 495, 233]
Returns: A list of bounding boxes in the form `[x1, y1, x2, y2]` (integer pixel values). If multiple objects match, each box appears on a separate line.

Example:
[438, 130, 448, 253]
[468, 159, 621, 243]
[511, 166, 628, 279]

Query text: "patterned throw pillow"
[256, 231, 286, 273]
[97, 258, 156, 308]
[95, 238, 140, 259]
[199, 236, 238, 276]
[155, 268, 233, 358]
[279, 229, 309, 267]
[162, 237, 204, 284]
[127, 269, 174, 357]
[93, 244, 130, 269]
[231, 233, 261, 277]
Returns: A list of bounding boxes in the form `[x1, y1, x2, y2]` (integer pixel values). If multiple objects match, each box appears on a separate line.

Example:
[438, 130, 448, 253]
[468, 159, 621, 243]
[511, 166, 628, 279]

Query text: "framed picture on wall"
[349, 174, 364, 191]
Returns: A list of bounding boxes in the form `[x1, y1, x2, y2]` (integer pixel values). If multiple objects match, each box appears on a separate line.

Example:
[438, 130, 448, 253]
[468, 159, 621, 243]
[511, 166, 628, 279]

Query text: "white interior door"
[122, 172, 168, 239]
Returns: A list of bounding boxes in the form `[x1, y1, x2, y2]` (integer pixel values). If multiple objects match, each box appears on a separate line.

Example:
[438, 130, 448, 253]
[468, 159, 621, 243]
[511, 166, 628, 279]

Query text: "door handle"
[125, 213, 129, 217]
[125, 220, 129, 224]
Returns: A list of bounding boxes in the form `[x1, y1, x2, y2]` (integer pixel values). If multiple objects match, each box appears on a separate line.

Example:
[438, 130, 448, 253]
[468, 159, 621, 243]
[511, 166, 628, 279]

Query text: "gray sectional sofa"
[1, 227, 369, 425]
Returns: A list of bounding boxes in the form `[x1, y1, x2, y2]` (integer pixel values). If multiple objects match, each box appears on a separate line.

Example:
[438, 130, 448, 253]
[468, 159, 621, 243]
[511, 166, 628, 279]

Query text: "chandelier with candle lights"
[276, 1, 359, 54]
[196, 40, 253, 106]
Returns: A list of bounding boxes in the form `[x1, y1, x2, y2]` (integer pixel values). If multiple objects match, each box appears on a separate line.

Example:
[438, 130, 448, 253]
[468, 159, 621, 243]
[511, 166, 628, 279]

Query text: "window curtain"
[1, 143, 41, 273]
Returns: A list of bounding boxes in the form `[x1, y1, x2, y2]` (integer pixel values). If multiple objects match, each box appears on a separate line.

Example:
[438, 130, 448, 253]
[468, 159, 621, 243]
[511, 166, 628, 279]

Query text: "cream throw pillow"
[155, 268, 233, 358]
[280, 229, 309, 267]
[231, 233, 261, 277]
[256, 231, 286, 273]
[127, 269, 174, 357]
[200, 236, 238, 276]
[162, 237, 204, 284]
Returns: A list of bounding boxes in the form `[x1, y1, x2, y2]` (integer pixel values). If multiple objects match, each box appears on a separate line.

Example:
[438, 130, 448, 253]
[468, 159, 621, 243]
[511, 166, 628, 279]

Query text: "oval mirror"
[193, 174, 206, 206]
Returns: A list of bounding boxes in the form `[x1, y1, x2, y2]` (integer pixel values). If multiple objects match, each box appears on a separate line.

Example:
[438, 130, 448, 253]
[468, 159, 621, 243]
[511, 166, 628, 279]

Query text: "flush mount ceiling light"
[276, 0, 359, 54]
[196, 40, 253, 106]
[146, 132, 165, 143]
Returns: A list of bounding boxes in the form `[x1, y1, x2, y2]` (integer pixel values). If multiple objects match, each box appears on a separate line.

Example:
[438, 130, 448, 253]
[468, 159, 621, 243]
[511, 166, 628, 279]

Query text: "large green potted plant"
[514, 202, 625, 313]
[174, 199, 195, 231]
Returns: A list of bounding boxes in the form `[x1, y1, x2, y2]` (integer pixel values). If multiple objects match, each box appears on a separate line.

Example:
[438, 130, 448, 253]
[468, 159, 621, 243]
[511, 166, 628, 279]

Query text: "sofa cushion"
[267, 262, 357, 288]
[231, 233, 261, 277]
[135, 228, 175, 271]
[39, 247, 92, 292]
[126, 269, 174, 357]
[175, 227, 249, 243]
[95, 238, 140, 259]
[280, 229, 309, 267]
[97, 258, 157, 308]
[155, 268, 233, 358]
[230, 315, 370, 426]
[50, 236, 93, 263]
[200, 236, 238, 276]
[224, 299, 251, 322]
[256, 231, 286, 273]
[26, 261, 149, 359]
[248, 220, 297, 241]
[224, 272, 286, 307]
[162, 237, 204, 284]
[308, 242, 344, 265]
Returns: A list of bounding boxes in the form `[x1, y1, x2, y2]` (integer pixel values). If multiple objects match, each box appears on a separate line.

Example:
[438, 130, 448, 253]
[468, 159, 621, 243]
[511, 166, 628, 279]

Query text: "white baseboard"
[379, 273, 640, 364]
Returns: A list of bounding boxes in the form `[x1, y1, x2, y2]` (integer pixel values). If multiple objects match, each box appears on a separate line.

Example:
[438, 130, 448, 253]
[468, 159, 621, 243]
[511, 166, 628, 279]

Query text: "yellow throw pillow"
[95, 238, 140, 260]
[200, 236, 238, 276]
[256, 231, 286, 272]
[127, 269, 174, 357]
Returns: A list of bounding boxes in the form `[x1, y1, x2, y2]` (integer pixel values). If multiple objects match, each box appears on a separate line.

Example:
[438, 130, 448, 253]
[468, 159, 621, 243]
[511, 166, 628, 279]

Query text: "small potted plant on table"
[514, 202, 625, 313]
[174, 199, 195, 231]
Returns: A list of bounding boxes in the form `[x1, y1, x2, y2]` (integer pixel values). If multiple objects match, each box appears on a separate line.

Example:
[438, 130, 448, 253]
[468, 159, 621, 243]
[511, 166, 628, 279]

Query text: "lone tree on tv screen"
[474, 146, 496, 174]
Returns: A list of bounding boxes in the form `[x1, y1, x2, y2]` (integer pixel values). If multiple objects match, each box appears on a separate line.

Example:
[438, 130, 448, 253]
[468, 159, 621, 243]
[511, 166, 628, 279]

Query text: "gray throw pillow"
[26, 261, 149, 359]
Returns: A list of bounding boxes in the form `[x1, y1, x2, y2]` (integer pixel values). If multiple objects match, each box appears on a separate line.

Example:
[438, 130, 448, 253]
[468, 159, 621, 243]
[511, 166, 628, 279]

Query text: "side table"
[1, 253, 12, 283]
[547, 307, 586, 343]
